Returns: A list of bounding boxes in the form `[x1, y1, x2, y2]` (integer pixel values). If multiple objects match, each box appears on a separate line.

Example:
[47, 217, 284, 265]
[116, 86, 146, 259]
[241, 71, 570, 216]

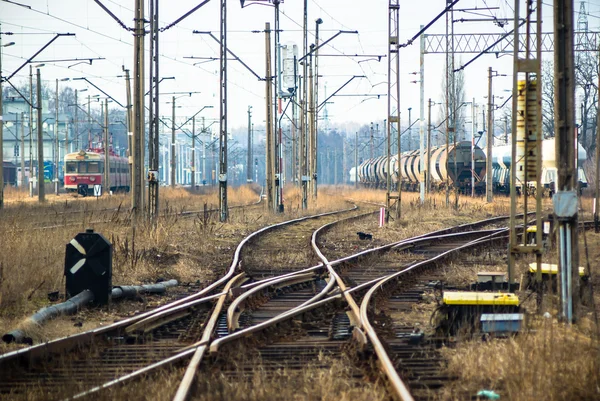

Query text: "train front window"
[87, 162, 102, 173]
[66, 162, 77, 173]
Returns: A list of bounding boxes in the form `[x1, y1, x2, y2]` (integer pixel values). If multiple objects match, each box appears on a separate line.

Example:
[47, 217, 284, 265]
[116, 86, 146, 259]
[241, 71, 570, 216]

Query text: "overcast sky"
[2, 0, 599, 133]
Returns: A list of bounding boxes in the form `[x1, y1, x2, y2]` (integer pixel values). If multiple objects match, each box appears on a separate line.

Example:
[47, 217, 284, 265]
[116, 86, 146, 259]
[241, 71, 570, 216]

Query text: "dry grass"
[0, 185, 268, 349]
[0, 185, 367, 352]
[438, 318, 600, 401]
[192, 354, 388, 401]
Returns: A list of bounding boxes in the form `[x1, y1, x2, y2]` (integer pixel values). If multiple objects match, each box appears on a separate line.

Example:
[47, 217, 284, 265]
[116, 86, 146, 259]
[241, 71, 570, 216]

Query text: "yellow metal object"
[516, 79, 539, 185]
[528, 263, 586, 277]
[526, 226, 537, 233]
[443, 291, 520, 306]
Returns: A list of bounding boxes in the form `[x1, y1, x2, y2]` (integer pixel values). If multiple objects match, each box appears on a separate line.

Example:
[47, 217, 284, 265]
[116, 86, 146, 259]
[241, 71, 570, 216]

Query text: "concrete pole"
[265, 22, 274, 211]
[171, 96, 176, 188]
[191, 116, 196, 189]
[487, 67, 493, 202]
[419, 24, 425, 203]
[74, 89, 79, 151]
[20, 112, 25, 188]
[55, 79, 59, 196]
[202, 117, 206, 184]
[104, 99, 110, 194]
[87, 95, 91, 149]
[247, 106, 252, 183]
[29, 65, 34, 197]
[313, 19, 321, 200]
[554, 0, 579, 322]
[427, 99, 432, 193]
[595, 47, 600, 233]
[471, 99, 476, 197]
[354, 132, 358, 188]
[132, 0, 145, 215]
[36, 68, 45, 202]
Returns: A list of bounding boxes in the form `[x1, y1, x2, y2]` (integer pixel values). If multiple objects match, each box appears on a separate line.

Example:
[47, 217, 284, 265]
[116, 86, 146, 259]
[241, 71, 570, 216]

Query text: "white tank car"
[491, 138, 588, 194]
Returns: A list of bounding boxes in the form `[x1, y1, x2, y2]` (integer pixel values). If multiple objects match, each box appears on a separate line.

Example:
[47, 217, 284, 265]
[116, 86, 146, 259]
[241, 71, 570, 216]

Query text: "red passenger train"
[64, 149, 130, 196]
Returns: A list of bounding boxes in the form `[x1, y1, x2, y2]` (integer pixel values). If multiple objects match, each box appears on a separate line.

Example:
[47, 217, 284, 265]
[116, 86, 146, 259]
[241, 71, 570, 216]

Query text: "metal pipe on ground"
[3, 280, 178, 344]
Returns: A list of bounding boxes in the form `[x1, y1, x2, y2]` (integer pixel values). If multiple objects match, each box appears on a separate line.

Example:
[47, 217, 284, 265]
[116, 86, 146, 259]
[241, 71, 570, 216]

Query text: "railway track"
[0, 204, 365, 400]
[2, 207, 577, 401]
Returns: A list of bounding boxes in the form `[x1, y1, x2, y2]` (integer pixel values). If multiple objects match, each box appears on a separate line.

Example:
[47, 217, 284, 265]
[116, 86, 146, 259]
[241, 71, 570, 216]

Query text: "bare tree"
[542, 60, 555, 139]
[439, 63, 467, 144]
[575, 50, 598, 158]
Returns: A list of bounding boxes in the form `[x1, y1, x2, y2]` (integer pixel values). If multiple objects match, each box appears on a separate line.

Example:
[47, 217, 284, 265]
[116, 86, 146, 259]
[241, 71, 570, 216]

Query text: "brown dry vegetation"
[0, 185, 269, 349]
[435, 229, 600, 401]
[439, 319, 600, 401]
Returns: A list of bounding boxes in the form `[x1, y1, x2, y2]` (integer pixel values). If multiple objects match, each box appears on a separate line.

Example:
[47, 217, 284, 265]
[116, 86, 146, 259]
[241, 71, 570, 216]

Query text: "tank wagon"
[357, 141, 486, 194]
[491, 138, 588, 196]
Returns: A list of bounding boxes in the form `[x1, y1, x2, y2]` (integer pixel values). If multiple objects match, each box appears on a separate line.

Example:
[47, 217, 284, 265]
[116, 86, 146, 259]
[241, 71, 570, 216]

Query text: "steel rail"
[66, 205, 361, 400]
[226, 210, 378, 333]
[127, 204, 359, 334]
[173, 272, 248, 401]
[4, 213, 519, 400]
[209, 228, 505, 355]
[310, 211, 378, 328]
[227, 272, 316, 332]
[0, 203, 352, 366]
[359, 229, 508, 401]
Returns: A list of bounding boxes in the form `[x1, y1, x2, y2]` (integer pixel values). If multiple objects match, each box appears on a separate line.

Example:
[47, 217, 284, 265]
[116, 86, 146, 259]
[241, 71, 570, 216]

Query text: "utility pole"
[218, 0, 228, 222]
[104, 99, 110, 194]
[148, 0, 159, 220]
[370, 122, 374, 159]
[354, 132, 358, 188]
[471, 99, 476, 197]
[419, 24, 425, 203]
[36, 67, 44, 202]
[191, 116, 196, 189]
[87, 95, 92, 149]
[592, 48, 600, 233]
[300, 0, 308, 209]
[554, 0, 579, 322]
[171, 96, 176, 188]
[29, 65, 34, 197]
[247, 106, 252, 183]
[202, 117, 206, 185]
[274, 0, 284, 212]
[427, 98, 432, 193]
[265, 22, 274, 212]
[408, 108, 412, 151]
[123, 68, 134, 205]
[55, 79, 60, 196]
[445, 1, 451, 208]
[486, 67, 494, 202]
[386, 0, 401, 220]
[308, 44, 316, 199]
[74, 89, 79, 151]
[20, 112, 25, 189]
[312, 18, 322, 200]
[132, 0, 145, 217]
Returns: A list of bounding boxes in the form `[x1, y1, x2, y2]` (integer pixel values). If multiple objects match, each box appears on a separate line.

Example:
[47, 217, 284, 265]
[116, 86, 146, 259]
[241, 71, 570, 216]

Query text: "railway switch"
[64, 228, 113, 305]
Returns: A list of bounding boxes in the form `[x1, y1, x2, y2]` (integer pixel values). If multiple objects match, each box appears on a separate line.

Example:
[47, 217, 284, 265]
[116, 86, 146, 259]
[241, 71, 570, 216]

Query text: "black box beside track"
[64, 229, 112, 305]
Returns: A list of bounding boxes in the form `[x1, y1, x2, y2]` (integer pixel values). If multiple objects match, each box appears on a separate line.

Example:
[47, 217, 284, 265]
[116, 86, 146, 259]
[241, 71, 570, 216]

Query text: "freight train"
[352, 138, 588, 196]
[357, 141, 487, 194]
[64, 149, 130, 196]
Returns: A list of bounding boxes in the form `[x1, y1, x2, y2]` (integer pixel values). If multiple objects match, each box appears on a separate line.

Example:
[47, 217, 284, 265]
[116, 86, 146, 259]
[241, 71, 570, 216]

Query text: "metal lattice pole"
[218, 0, 228, 222]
